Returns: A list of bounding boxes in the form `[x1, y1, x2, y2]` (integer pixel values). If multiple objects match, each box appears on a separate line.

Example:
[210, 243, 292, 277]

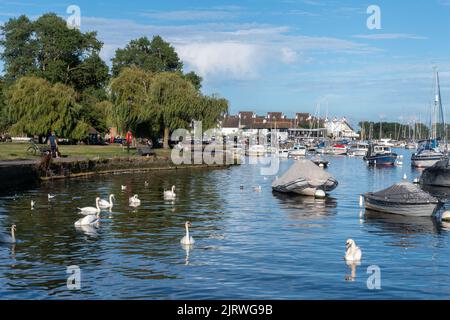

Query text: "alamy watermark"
[367, 265, 382, 290]
[67, 265, 81, 290]
[367, 5, 381, 30]
[170, 121, 280, 175]
[66, 5, 81, 29]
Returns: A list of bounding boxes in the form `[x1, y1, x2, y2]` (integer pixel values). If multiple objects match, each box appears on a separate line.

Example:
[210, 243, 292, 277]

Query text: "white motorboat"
[348, 142, 369, 156]
[289, 144, 307, 157]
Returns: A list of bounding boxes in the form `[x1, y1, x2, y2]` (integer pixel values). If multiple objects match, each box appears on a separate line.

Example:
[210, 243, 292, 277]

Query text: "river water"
[0, 148, 449, 299]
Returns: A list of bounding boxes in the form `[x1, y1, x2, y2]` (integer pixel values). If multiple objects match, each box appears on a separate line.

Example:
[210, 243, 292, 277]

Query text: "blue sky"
[1, 0, 450, 126]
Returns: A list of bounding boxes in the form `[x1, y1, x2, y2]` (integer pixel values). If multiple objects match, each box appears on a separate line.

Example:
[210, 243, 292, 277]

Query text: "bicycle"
[26, 141, 50, 156]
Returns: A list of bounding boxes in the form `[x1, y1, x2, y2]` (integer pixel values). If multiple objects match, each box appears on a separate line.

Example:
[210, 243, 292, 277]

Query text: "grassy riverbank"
[0, 142, 171, 161]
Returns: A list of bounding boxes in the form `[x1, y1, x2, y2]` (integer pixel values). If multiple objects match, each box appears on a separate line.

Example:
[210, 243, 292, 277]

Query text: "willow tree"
[149, 72, 203, 149]
[109, 67, 154, 136]
[5, 76, 90, 140]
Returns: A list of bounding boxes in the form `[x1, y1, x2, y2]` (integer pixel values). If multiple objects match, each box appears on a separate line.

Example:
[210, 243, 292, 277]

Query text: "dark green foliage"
[112, 36, 183, 77]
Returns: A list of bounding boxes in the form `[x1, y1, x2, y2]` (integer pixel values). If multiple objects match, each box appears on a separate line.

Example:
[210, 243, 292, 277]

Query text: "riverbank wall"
[0, 155, 234, 192]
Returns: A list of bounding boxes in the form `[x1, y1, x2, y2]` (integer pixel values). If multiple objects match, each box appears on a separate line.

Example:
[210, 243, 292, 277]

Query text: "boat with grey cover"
[420, 157, 450, 187]
[363, 182, 441, 217]
[272, 160, 338, 196]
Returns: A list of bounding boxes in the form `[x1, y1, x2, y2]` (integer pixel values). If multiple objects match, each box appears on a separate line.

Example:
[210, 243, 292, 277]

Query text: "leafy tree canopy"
[112, 36, 183, 77]
[4, 76, 91, 140]
[0, 13, 109, 91]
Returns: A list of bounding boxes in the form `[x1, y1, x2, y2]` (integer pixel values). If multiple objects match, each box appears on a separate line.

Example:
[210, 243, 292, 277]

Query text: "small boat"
[277, 149, 290, 158]
[420, 157, 450, 187]
[326, 144, 347, 155]
[289, 144, 307, 157]
[363, 182, 441, 217]
[246, 144, 266, 156]
[405, 141, 417, 149]
[411, 140, 445, 168]
[348, 142, 369, 157]
[363, 144, 397, 165]
[272, 160, 338, 196]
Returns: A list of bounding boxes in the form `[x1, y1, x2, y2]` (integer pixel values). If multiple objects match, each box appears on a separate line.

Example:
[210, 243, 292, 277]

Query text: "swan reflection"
[181, 243, 193, 265]
[344, 260, 361, 282]
[75, 224, 99, 237]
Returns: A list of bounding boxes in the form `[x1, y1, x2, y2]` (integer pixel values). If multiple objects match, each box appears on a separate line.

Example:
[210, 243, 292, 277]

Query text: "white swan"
[121, 185, 127, 191]
[164, 185, 176, 200]
[345, 239, 362, 262]
[31, 200, 35, 210]
[74, 212, 100, 226]
[129, 194, 141, 207]
[99, 194, 115, 209]
[48, 193, 56, 200]
[77, 197, 101, 215]
[180, 221, 195, 245]
[0, 225, 16, 244]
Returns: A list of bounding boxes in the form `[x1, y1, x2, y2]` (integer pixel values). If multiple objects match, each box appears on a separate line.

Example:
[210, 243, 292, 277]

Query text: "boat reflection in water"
[364, 209, 445, 246]
[272, 192, 338, 219]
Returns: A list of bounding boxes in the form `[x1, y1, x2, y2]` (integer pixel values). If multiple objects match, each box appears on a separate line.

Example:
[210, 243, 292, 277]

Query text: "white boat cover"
[272, 160, 338, 193]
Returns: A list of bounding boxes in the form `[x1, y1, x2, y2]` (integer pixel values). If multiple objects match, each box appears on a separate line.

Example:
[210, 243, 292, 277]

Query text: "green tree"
[184, 71, 203, 91]
[0, 15, 36, 83]
[109, 67, 154, 136]
[149, 72, 202, 149]
[112, 36, 183, 76]
[4, 76, 91, 140]
[0, 77, 8, 133]
[0, 13, 109, 91]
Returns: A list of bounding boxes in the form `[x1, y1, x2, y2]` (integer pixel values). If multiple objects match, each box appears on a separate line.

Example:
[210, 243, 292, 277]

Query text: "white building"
[325, 117, 359, 139]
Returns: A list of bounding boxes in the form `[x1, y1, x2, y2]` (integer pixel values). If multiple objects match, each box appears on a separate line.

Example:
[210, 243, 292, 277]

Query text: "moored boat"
[363, 144, 397, 165]
[348, 142, 369, 156]
[363, 182, 441, 217]
[420, 157, 450, 187]
[272, 160, 338, 196]
[326, 144, 347, 155]
[289, 144, 307, 157]
[411, 140, 445, 168]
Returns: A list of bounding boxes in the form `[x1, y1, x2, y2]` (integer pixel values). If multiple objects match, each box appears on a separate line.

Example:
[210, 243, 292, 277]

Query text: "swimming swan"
[75, 212, 100, 226]
[48, 193, 56, 200]
[345, 239, 362, 262]
[0, 225, 16, 244]
[164, 185, 176, 200]
[129, 194, 141, 207]
[180, 221, 195, 245]
[77, 197, 101, 215]
[99, 194, 115, 209]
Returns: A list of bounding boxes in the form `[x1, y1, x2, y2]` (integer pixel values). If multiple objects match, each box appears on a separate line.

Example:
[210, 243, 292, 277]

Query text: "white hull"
[411, 158, 441, 168]
[289, 150, 306, 157]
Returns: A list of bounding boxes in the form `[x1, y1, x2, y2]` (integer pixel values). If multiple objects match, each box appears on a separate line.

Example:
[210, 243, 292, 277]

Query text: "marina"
[0, 148, 449, 299]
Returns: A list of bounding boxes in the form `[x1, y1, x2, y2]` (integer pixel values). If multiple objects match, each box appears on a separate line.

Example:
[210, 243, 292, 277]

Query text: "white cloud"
[79, 16, 378, 82]
[281, 48, 298, 63]
[176, 42, 263, 80]
[352, 33, 427, 40]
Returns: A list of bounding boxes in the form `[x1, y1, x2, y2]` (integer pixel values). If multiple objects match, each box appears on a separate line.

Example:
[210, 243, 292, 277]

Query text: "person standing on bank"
[47, 131, 59, 158]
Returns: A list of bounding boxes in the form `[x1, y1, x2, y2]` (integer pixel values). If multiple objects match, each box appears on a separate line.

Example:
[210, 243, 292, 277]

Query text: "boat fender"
[315, 189, 326, 199]
[359, 195, 364, 207]
[442, 211, 450, 221]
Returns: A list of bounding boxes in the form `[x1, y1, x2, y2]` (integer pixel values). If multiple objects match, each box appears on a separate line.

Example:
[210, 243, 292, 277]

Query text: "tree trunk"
[163, 127, 170, 149]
